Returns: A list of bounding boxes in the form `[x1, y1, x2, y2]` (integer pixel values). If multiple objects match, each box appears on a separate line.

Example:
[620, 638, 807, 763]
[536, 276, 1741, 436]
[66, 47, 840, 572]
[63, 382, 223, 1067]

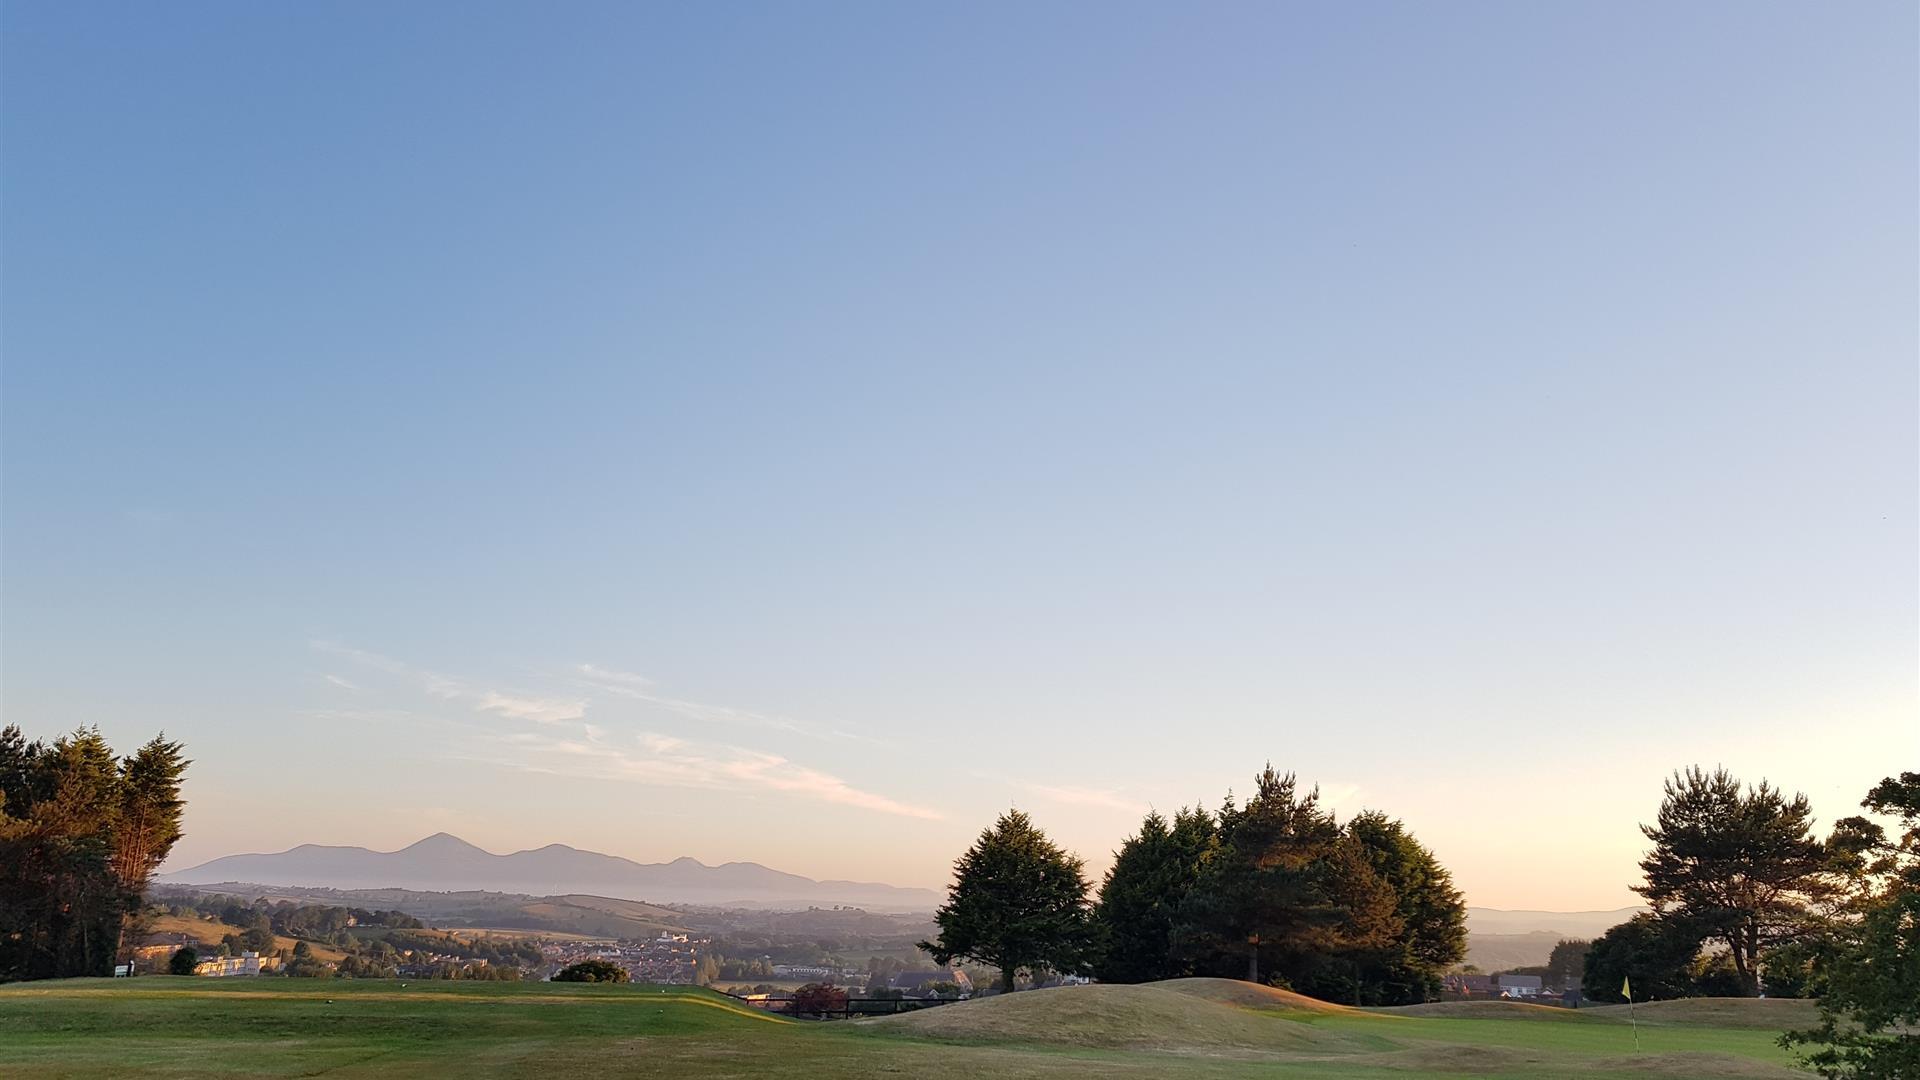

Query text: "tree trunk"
[1246, 943, 1259, 984]
[1727, 929, 1756, 996]
[1000, 964, 1016, 993]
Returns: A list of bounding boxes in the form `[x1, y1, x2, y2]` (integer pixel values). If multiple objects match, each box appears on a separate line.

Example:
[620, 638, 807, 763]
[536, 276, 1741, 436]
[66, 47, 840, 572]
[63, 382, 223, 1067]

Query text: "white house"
[195, 951, 264, 977]
[1498, 974, 1542, 998]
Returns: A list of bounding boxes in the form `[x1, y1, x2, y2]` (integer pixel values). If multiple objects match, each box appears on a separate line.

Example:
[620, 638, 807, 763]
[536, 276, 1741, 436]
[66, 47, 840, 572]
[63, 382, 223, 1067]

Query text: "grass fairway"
[0, 976, 1814, 1078]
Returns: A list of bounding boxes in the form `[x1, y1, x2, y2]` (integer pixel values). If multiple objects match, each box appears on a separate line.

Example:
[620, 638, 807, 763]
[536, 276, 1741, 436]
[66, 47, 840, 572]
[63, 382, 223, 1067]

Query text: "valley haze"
[163, 832, 1641, 946]
[161, 832, 943, 910]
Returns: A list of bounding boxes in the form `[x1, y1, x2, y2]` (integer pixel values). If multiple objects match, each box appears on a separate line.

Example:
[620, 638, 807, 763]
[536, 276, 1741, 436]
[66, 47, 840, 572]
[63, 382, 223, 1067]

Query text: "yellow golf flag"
[1622, 976, 1631, 1000]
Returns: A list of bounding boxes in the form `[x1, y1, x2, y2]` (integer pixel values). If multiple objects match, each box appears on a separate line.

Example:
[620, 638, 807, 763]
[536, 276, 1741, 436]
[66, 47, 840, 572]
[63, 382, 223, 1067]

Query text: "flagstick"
[1623, 975, 1638, 1052]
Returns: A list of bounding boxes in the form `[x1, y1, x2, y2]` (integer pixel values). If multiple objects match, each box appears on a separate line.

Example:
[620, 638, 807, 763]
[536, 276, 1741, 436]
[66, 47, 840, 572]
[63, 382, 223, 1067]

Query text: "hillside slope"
[0, 978, 1814, 1079]
[862, 982, 1363, 1054]
[862, 979, 1811, 1078]
[141, 914, 347, 963]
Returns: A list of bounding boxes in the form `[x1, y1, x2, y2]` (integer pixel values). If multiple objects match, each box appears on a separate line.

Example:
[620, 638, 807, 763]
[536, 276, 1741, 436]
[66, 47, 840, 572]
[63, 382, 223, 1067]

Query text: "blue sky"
[3, 1, 1914, 909]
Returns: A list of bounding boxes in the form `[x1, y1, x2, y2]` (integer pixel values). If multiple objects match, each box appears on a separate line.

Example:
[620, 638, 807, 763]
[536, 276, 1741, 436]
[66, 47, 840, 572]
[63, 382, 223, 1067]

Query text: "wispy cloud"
[324, 674, 360, 691]
[313, 641, 419, 677]
[315, 640, 589, 726]
[477, 692, 586, 725]
[485, 728, 940, 820]
[297, 707, 427, 726]
[576, 664, 655, 694]
[574, 661, 883, 743]
[312, 642, 927, 821]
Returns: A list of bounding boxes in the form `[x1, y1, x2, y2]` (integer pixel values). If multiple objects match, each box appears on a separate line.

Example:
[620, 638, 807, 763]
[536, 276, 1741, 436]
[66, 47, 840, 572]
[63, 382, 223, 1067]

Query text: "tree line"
[916, 759, 1916, 1079]
[0, 725, 189, 981]
[921, 765, 1467, 1004]
[163, 894, 425, 938]
[1562, 765, 1915, 1079]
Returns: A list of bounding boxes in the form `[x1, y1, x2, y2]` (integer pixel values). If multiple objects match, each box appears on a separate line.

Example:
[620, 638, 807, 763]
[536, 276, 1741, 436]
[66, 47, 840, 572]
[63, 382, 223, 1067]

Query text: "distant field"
[143, 914, 348, 964]
[429, 926, 610, 942]
[158, 887, 690, 940]
[501, 894, 691, 938]
[0, 976, 1815, 1078]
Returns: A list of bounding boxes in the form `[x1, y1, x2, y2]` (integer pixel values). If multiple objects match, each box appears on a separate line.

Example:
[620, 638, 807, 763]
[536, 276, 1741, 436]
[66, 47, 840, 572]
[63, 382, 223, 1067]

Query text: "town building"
[1498, 974, 1543, 998]
[195, 951, 264, 977]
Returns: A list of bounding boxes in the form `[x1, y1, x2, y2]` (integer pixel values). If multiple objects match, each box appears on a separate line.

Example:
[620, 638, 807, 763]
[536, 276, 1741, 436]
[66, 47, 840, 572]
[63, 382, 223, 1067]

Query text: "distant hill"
[1463, 906, 1642, 970]
[140, 912, 348, 963]
[160, 833, 942, 911]
[152, 882, 696, 939]
[1465, 907, 1643, 938]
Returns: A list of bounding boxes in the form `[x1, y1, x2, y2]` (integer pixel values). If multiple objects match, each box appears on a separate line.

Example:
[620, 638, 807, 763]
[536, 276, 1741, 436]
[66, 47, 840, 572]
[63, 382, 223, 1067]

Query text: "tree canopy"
[1636, 766, 1830, 995]
[919, 810, 1094, 992]
[0, 725, 190, 980]
[1081, 767, 1464, 1004]
[1782, 771, 1919, 1079]
[1173, 768, 1346, 985]
[1332, 811, 1468, 1004]
[1091, 806, 1215, 984]
[1581, 913, 1703, 1003]
[552, 959, 630, 983]
[1544, 939, 1589, 991]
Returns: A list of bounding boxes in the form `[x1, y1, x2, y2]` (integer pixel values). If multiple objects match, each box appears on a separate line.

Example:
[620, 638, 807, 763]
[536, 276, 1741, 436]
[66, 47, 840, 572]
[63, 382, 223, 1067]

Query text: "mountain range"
[160, 833, 944, 911]
[162, 834, 1644, 959]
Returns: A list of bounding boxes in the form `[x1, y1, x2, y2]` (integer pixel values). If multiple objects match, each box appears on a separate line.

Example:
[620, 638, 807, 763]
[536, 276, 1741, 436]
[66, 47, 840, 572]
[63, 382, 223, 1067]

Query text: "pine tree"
[0, 726, 191, 980]
[1338, 812, 1467, 1004]
[919, 810, 1093, 992]
[1092, 806, 1215, 983]
[110, 735, 190, 964]
[1173, 767, 1345, 984]
[1637, 766, 1830, 995]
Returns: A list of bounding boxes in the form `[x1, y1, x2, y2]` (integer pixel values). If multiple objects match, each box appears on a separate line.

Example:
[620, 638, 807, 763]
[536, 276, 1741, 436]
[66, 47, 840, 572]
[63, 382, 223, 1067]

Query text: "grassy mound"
[862, 983, 1359, 1056]
[1374, 999, 1611, 1021]
[1150, 977, 1352, 1014]
[1583, 998, 1822, 1029]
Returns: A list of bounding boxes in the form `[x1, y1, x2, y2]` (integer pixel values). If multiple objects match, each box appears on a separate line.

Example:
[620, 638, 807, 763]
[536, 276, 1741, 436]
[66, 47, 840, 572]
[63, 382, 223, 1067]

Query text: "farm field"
[0, 976, 1816, 1079]
[143, 914, 349, 964]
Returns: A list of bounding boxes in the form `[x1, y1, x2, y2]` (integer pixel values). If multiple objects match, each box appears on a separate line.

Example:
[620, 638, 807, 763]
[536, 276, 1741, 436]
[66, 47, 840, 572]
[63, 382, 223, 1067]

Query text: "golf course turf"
[0, 976, 1816, 1078]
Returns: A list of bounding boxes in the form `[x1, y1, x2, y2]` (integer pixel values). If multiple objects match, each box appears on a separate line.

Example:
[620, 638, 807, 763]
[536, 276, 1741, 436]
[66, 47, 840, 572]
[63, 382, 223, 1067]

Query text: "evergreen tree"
[1333, 812, 1467, 1004]
[1289, 830, 1402, 1003]
[1545, 938, 1590, 990]
[1581, 913, 1704, 1002]
[110, 736, 190, 961]
[1637, 767, 1830, 995]
[0, 725, 192, 980]
[1172, 767, 1345, 984]
[919, 810, 1094, 992]
[1092, 807, 1215, 983]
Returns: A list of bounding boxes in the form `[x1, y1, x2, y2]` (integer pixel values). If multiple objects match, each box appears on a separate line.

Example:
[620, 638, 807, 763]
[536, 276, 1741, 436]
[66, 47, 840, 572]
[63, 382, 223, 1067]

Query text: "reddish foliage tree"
[791, 982, 848, 1017]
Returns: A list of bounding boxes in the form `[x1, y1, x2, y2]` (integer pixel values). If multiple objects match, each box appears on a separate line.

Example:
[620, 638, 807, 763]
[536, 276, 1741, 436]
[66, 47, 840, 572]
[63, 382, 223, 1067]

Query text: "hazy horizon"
[4, 2, 1914, 912]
